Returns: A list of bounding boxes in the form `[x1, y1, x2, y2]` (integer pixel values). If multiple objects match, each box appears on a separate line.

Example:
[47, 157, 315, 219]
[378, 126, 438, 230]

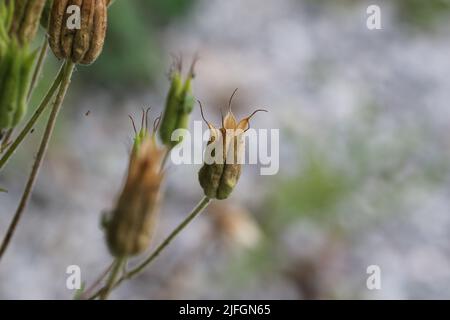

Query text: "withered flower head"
[48, 0, 108, 65]
[106, 136, 165, 257]
[198, 90, 266, 200]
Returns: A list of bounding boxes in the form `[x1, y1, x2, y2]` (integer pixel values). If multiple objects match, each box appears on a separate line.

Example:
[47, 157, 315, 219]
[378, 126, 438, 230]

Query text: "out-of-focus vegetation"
[81, 0, 196, 88]
[397, 0, 450, 29]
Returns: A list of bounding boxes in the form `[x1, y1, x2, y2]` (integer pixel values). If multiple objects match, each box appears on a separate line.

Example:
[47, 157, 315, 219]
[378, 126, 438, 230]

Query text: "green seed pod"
[159, 66, 182, 145]
[0, 42, 21, 129]
[198, 98, 266, 200]
[13, 49, 38, 126]
[159, 58, 196, 147]
[106, 137, 164, 257]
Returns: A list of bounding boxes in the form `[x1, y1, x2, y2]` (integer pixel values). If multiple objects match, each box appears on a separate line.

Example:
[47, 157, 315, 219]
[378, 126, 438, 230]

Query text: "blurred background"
[1, 0, 450, 299]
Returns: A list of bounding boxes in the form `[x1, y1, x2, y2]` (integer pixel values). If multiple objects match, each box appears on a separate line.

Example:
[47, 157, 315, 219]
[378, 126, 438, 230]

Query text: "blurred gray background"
[1, 0, 450, 299]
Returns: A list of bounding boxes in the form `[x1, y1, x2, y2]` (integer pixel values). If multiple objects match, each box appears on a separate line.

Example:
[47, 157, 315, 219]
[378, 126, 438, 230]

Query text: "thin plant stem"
[89, 196, 211, 299]
[79, 262, 115, 300]
[27, 37, 49, 100]
[0, 63, 65, 171]
[0, 61, 75, 263]
[0, 129, 13, 153]
[99, 257, 126, 300]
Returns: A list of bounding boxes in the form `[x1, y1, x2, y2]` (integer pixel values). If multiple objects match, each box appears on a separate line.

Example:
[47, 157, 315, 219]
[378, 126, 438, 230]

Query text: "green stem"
[0, 61, 75, 263]
[99, 257, 126, 300]
[0, 63, 65, 171]
[90, 196, 211, 299]
[27, 37, 49, 100]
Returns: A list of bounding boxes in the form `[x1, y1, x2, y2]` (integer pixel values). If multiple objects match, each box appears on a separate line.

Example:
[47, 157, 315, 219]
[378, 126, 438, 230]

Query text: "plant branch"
[99, 257, 126, 300]
[0, 61, 75, 263]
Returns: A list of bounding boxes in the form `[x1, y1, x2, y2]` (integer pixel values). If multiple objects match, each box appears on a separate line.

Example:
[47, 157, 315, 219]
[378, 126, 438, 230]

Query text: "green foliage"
[80, 0, 196, 88]
[397, 0, 450, 29]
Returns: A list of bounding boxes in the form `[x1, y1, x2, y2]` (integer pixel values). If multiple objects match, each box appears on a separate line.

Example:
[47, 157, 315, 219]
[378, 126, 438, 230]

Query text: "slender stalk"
[89, 196, 211, 299]
[0, 63, 65, 171]
[0, 129, 13, 153]
[0, 61, 75, 263]
[99, 257, 126, 300]
[27, 38, 49, 100]
[79, 262, 115, 300]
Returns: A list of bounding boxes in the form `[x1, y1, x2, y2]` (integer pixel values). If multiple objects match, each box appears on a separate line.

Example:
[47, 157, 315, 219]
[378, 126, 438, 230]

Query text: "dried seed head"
[198, 95, 266, 200]
[106, 136, 165, 257]
[8, 0, 46, 45]
[48, 0, 108, 65]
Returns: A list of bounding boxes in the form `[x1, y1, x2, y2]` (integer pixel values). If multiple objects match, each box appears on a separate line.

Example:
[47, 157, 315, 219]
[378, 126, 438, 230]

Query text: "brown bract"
[48, 0, 107, 65]
[106, 137, 165, 257]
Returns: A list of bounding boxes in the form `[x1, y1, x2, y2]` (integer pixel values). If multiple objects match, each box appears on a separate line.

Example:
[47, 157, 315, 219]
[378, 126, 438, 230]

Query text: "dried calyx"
[48, 0, 108, 65]
[198, 90, 267, 200]
[105, 118, 164, 257]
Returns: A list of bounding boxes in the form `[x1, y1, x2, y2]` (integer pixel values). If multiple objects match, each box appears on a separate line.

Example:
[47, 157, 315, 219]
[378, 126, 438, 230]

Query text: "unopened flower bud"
[106, 136, 164, 257]
[159, 57, 196, 147]
[198, 95, 266, 200]
[48, 0, 108, 65]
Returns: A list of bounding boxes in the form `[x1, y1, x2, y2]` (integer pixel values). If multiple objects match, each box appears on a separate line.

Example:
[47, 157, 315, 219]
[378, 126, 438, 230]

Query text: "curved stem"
[0, 63, 65, 171]
[0, 61, 75, 263]
[89, 196, 211, 299]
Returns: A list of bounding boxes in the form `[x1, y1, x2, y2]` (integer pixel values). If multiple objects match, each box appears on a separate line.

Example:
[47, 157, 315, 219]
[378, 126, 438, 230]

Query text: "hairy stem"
[0, 63, 66, 171]
[0, 61, 75, 263]
[90, 196, 211, 299]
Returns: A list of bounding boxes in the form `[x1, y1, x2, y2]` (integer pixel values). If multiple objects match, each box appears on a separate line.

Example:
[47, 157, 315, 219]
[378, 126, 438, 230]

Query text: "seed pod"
[8, 0, 46, 45]
[48, 0, 107, 65]
[106, 136, 164, 257]
[13, 48, 39, 125]
[159, 58, 196, 147]
[198, 97, 266, 200]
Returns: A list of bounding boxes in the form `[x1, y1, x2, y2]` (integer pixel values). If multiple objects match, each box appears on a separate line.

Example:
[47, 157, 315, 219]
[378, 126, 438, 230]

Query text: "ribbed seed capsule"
[198, 99, 266, 200]
[106, 136, 164, 257]
[159, 58, 196, 147]
[48, 0, 107, 65]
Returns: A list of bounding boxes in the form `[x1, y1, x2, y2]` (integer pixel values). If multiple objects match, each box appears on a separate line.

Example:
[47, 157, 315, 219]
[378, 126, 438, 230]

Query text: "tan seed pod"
[106, 137, 165, 257]
[198, 96, 267, 200]
[48, 0, 107, 65]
